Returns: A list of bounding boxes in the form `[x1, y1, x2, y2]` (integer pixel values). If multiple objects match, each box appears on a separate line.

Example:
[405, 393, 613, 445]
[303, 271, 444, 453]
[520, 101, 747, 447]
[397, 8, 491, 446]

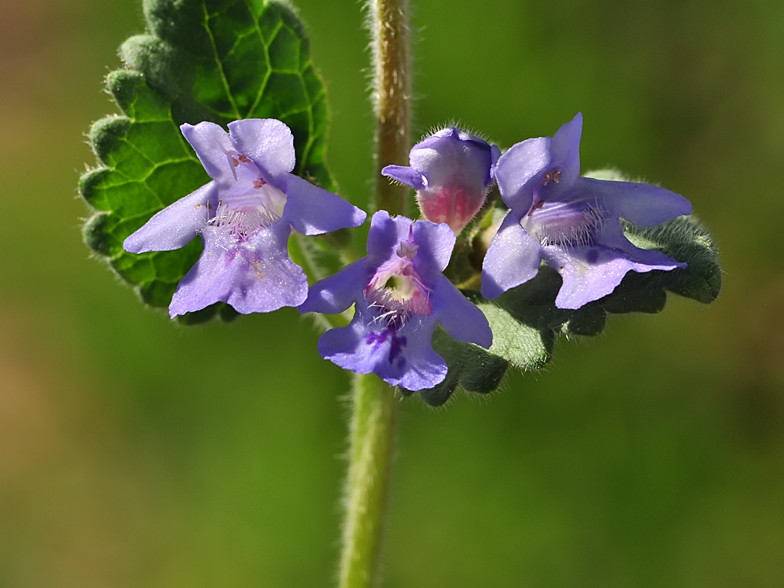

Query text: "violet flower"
[300, 211, 492, 391]
[123, 119, 366, 317]
[481, 113, 692, 309]
[382, 128, 500, 234]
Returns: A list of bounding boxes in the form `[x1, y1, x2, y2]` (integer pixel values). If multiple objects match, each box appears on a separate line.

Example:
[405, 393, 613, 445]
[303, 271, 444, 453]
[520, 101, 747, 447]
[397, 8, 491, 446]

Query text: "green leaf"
[80, 0, 334, 317]
[399, 326, 510, 406]
[408, 214, 721, 406]
[622, 216, 721, 304]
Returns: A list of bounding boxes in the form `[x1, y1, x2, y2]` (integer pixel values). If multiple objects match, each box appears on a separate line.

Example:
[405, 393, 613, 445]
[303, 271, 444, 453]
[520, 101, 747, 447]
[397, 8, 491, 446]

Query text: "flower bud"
[382, 128, 499, 234]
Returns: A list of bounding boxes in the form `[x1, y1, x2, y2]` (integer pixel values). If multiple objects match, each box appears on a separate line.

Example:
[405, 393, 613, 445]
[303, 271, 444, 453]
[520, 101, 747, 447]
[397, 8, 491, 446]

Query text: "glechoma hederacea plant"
[79, 0, 720, 586]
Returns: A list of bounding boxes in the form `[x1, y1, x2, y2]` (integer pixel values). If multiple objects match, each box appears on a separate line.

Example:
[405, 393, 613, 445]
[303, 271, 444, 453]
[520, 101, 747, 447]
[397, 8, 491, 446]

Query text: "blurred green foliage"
[1, 0, 783, 587]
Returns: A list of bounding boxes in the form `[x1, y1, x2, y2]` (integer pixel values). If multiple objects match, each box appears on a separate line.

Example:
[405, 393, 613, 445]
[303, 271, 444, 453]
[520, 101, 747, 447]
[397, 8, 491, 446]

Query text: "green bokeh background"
[1, 0, 782, 586]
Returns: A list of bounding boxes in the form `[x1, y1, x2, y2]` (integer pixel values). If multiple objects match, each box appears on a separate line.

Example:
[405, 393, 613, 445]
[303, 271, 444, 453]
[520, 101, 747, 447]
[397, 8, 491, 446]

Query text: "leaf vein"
[202, 1, 242, 119]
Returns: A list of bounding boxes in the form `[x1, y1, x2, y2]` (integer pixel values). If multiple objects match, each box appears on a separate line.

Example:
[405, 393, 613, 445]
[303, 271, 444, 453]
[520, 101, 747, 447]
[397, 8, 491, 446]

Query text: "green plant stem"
[368, 0, 412, 216]
[338, 374, 398, 588]
[336, 2, 411, 586]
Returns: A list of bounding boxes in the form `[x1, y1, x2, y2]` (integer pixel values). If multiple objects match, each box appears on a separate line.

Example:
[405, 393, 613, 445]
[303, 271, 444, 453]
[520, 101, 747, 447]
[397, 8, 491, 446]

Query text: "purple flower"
[382, 128, 500, 234]
[299, 211, 492, 391]
[123, 119, 366, 317]
[481, 113, 692, 309]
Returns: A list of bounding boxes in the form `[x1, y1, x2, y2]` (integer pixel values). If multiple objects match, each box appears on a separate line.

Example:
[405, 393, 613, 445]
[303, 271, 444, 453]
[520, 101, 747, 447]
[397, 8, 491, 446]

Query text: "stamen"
[542, 169, 561, 186]
[366, 286, 431, 326]
[208, 200, 281, 240]
[396, 241, 419, 259]
[528, 199, 545, 216]
[364, 257, 432, 326]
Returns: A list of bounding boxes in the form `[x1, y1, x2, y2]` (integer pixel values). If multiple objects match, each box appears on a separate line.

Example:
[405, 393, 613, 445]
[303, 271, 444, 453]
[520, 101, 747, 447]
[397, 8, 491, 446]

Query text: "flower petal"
[411, 219, 455, 275]
[169, 222, 306, 317]
[495, 136, 552, 212]
[299, 258, 374, 315]
[381, 165, 426, 190]
[543, 246, 671, 310]
[542, 222, 685, 310]
[549, 112, 582, 185]
[481, 212, 543, 300]
[393, 318, 449, 390]
[490, 144, 501, 179]
[582, 177, 692, 226]
[123, 182, 214, 253]
[317, 304, 446, 390]
[365, 211, 412, 259]
[181, 122, 236, 184]
[227, 119, 296, 185]
[542, 246, 638, 309]
[596, 220, 687, 268]
[282, 174, 366, 236]
[430, 274, 492, 348]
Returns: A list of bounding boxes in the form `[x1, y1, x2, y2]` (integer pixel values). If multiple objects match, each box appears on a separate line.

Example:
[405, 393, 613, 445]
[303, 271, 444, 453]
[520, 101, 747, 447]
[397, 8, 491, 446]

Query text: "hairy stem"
[335, 3, 411, 586]
[338, 374, 398, 588]
[368, 0, 412, 216]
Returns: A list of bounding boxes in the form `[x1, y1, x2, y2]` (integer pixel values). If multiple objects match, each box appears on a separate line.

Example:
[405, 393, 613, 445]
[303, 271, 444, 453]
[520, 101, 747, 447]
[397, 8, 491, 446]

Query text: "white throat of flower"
[365, 240, 432, 325]
[522, 203, 608, 248]
[206, 153, 287, 241]
[522, 169, 609, 248]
